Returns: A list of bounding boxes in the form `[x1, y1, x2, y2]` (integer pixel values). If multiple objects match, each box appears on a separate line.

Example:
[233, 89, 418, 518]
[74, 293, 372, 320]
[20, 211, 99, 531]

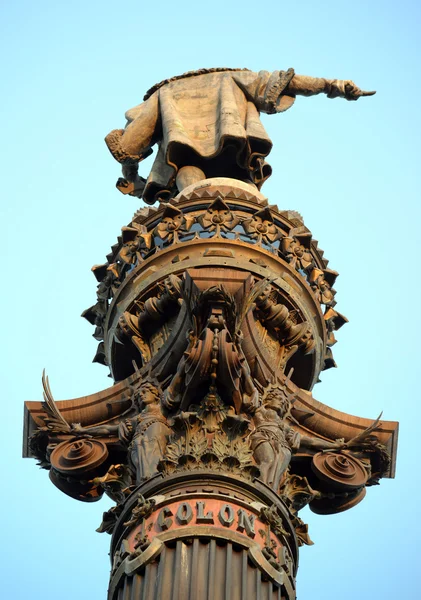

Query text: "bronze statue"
[251, 385, 344, 490]
[73, 381, 170, 483]
[105, 67, 374, 203]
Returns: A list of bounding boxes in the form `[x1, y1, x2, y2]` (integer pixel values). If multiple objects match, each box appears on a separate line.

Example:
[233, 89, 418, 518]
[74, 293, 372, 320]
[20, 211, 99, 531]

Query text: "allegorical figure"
[105, 67, 375, 204]
[72, 381, 170, 484]
[251, 385, 344, 491]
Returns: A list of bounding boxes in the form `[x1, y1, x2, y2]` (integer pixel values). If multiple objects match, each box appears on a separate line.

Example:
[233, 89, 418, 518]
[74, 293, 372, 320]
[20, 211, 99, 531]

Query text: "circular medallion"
[311, 451, 368, 490]
[50, 439, 109, 476]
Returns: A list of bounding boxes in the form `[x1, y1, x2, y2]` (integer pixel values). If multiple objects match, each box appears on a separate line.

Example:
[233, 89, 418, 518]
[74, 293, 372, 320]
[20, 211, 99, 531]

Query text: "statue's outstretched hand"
[344, 81, 376, 101]
[327, 79, 376, 101]
[70, 423, 92, 438]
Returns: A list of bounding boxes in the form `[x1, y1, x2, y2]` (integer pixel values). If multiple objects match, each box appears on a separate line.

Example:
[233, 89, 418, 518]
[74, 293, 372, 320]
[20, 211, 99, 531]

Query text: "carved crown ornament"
[80, 185, 346, 382]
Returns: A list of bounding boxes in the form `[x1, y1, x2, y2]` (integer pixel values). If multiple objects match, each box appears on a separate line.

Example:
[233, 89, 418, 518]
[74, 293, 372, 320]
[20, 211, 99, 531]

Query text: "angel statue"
[72, 380, 171, 484]
[105, 67, 375, 204]
[251, 384, 345, 490]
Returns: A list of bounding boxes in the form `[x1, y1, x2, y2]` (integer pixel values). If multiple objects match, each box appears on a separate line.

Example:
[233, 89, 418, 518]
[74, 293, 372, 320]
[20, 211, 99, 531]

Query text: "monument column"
[23, 68, 397, 600]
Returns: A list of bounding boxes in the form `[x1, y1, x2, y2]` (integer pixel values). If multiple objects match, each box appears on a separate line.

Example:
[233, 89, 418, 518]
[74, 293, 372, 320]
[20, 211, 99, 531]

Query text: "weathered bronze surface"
[105, 68, 374, 204]
[23, 67, 396, 600]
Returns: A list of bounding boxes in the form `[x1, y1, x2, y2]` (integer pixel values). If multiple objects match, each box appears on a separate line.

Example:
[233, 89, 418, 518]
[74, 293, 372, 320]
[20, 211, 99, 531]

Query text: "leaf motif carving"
[165, 439, 185, 463]
[211, 433, 231, 460]
[188, 430, 208, 458]
[232, 439, 254, 467]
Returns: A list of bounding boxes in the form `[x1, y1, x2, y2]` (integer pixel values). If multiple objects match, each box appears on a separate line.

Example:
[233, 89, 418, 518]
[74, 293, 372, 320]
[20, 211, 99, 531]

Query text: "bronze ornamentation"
[23, 66, 397, 600]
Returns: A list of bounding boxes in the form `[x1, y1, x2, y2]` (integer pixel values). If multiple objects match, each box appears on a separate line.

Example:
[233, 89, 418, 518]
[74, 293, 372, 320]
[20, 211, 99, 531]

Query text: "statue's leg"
[176, 166, 206, 191]
[270, 447, 292, 491]
[253, 441, 274, 484]
[130, 441, 142, 484]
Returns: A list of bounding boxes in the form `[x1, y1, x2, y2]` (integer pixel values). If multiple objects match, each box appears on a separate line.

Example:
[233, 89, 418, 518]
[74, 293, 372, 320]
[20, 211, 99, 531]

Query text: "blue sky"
[1, 1, 420, 598]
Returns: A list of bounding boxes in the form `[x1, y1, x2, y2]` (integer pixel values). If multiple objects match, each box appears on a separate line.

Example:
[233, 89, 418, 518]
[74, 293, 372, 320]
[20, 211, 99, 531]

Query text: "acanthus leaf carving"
[279, 473, 321, 513]
[158, 391, 259, 479]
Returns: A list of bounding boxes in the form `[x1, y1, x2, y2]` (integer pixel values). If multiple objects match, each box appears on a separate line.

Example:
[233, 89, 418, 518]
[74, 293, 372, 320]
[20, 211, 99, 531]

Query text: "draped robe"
[105, 69, 296, 204]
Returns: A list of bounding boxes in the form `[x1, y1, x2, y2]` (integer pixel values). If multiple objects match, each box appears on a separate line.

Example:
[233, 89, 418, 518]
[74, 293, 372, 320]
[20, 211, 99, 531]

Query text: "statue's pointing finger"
[344, 81, 376, 100]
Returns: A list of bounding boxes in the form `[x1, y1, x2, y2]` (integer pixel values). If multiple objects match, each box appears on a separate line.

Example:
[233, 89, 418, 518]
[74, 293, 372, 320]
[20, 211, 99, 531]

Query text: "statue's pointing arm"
[234, 70, 375, 114]
[286, 74, 376, 101]
[233, 69, 297, 114]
